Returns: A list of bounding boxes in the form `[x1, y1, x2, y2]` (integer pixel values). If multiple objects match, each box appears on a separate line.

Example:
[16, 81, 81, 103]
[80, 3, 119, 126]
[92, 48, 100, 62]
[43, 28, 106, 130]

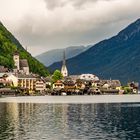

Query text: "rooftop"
[15, 74, 38, 79]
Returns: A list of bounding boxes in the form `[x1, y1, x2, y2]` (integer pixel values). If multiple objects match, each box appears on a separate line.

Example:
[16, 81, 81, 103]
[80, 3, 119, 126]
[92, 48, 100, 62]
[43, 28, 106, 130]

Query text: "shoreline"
[0, 95, 140, 104]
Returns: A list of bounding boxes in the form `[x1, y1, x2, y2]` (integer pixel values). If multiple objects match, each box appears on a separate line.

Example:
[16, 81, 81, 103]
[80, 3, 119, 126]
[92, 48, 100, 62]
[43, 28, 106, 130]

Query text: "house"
[128, 82, 139, 89]
[128, 82, 139, 94]
[92, 80, 101, 87]
[6, 74, 18, 87]
[0, 73, 18, 87]
[69, 75, 80, 82]
[75, 79, 86, 90]
[99, 80, 121, 89]
[0, 77, 13, 88]
[35, 79, 46, 92]
[63, 79, 76, 91]
[53, 80, 64, 90]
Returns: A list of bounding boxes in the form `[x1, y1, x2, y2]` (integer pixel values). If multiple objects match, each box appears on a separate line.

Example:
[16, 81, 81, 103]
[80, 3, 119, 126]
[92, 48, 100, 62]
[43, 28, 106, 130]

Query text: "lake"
[0, 96, 140, 139]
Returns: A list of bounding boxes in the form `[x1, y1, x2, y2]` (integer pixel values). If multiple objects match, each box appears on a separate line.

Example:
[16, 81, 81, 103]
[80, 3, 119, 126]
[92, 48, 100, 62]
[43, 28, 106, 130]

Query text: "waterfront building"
[69, 75, 80, 82]
[63, 79, 76, 92]
[13, 51, 29, 75]
[6, 73, 18, 87]
[16, 74, 37, 92]
[92, 80, 100, 88]
[53, 80, 64, 90]
[128, 82, 139, 89]
[35, 79, 46, 92]
[79, 74, 99, 81]
[128, 82, 139, 94]
[75, 79, 86, 90]
[61, 51, 68, 77]
[97, 80, 121, 89]
[0, 73, 17, 87]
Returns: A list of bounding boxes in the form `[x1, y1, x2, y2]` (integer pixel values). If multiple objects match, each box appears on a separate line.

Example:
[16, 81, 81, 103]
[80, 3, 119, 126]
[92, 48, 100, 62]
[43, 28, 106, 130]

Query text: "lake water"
[0, 96, 140, 139]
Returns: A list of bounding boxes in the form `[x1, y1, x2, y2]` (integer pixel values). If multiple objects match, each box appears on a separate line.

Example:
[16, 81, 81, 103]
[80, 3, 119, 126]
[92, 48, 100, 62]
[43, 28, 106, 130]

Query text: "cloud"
[44, 0, 116, 10]
[0, 0, 140, 56]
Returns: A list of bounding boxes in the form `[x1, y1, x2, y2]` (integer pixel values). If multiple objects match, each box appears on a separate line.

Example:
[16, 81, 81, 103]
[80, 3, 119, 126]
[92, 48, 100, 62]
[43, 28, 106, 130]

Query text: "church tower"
[13, 51, 20, 71]
[61, 50, 68, 77]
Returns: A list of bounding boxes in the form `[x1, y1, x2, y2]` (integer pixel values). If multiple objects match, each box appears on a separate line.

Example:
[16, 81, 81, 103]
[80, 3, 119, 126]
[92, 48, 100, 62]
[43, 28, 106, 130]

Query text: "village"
[0, 51, 139, 96]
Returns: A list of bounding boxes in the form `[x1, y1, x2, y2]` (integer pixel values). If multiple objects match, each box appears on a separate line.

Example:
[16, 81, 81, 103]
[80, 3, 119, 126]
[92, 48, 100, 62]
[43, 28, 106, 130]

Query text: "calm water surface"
[0, 102, 140, 140]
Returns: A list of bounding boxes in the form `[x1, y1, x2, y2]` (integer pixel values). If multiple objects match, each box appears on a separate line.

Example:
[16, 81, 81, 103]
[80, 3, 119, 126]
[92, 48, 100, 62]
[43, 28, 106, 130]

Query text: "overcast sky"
[0, 0, 140, 56]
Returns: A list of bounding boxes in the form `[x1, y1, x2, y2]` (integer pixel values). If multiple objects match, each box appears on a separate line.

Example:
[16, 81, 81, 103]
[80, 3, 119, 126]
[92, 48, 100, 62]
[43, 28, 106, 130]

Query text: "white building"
[79, 74, 99, 81]
[6, 74, 18, 87]
[0, 73, 18, 87]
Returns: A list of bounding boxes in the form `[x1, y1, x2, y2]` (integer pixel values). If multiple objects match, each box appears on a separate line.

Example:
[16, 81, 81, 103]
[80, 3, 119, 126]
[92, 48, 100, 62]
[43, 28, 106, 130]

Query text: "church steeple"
[63, 50, 66, 65]
[61, 50, 68, 77]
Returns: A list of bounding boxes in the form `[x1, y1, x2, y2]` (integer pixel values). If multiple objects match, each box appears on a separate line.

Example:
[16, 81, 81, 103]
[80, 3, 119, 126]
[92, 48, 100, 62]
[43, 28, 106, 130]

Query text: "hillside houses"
[0, 51, 46, 94]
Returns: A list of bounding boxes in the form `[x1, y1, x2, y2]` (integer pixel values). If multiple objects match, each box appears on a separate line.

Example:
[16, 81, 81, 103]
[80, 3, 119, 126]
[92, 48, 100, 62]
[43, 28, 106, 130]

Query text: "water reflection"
[0, 103, 140, 139]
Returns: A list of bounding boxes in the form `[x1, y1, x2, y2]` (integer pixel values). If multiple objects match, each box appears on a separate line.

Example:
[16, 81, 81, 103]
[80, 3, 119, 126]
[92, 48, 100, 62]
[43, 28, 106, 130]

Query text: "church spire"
[61, 50, 68, 77]
[63, 50, 66, 66]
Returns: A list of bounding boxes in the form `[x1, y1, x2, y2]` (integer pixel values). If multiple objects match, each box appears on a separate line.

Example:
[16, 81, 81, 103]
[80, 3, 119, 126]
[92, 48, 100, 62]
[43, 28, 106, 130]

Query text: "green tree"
[122, 86, 132, 94]
[52, 70, 63, 83]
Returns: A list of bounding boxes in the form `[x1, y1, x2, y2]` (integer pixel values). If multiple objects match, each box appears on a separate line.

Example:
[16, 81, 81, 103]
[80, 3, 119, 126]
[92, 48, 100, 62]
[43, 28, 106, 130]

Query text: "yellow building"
[17, 74, 37, 91]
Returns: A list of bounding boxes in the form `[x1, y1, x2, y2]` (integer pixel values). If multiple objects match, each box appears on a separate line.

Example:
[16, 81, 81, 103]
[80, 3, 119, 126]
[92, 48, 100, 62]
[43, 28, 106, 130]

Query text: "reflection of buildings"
[0, 102, 36, 139]
[1, 103, 135, 139]
[5, 102, 36, 122]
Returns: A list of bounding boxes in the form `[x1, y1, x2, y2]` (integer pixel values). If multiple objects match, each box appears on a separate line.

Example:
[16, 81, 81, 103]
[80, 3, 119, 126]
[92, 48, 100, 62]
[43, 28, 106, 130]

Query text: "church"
[61, 51, 68, 77]
[13, 51, 29, 75]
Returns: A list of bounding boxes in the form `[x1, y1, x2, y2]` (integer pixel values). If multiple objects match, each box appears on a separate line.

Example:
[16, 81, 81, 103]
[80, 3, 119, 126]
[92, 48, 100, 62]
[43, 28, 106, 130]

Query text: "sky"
[0, 0, 140, 56]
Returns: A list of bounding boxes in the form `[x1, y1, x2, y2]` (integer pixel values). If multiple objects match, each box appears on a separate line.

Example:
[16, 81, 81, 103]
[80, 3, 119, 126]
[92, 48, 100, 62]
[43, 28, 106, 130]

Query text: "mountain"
[50, 18, 140, 83]
[36, 46, 91, 66]
[0, 21, 49, 76]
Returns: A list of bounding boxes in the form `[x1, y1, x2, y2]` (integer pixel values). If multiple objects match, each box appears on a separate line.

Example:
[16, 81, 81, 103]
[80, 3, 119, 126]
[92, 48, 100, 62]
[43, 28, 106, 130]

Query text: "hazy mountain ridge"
[36, 45, 91, 66]
[49, 18, 140, 83]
